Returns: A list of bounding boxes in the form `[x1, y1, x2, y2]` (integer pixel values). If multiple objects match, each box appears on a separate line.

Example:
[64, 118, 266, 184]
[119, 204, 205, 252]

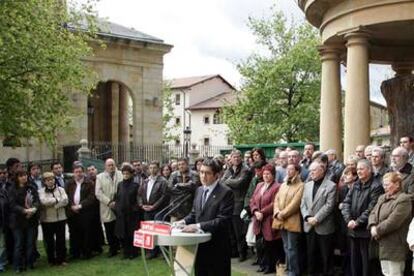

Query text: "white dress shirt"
[146, 176, 156, 202]
[74, 179, 82, 205]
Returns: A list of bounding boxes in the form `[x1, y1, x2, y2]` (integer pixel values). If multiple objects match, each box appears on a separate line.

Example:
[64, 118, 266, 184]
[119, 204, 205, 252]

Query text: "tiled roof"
[187, 92, 237, 110]
[168, 74, 235, 90]
[69, 18, 165, 44]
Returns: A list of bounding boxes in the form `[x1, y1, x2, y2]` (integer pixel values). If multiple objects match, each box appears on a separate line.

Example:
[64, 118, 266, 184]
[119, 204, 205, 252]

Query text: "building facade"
[165, 75, 236, 147]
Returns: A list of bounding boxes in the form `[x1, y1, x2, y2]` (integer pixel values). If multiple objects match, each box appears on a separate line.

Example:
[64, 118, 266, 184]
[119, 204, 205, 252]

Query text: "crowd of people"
[1, 136, 414, 275]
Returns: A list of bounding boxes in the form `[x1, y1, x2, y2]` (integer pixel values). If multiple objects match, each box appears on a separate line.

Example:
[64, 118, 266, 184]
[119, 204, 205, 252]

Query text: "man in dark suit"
[65, 164, 96, 259]
[178, 158, 234, 276]
[221, 149, 252, 262]
[137, 161, 168, 259]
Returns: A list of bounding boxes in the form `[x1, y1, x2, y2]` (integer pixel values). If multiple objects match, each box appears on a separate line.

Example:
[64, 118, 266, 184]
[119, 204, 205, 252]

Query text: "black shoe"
[108, 252, 118, 258]
[238, 255, 247, 262]
[263, 268, 276, 274]
[251, 260, 259, 266]
[257, 267, 266, 273]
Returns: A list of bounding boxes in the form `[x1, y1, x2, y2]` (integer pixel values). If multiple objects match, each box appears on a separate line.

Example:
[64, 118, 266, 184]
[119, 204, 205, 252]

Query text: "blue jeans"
[281, 230, 300, 276]
[12, 227, 35, 270]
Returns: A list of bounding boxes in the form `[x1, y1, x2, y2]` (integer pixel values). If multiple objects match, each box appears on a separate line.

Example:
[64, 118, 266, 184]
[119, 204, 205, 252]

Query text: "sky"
[93, 0, 390, 104]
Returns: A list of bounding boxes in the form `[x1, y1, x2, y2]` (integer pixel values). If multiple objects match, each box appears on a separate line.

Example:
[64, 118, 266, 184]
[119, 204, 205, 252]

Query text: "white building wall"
[190, 110, 230, 146]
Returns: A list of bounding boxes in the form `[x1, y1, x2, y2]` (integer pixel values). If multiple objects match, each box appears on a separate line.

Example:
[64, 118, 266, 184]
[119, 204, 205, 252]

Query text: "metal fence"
[61, 142, 233, 167]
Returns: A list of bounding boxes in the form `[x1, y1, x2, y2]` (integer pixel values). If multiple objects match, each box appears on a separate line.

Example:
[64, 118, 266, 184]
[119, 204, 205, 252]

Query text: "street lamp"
[183, 126, 192, 158]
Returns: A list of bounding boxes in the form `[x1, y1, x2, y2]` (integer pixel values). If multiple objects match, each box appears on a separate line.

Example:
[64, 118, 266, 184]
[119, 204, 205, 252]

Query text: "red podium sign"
[140, 221, 172, 235]
[133, 231, 154, 249]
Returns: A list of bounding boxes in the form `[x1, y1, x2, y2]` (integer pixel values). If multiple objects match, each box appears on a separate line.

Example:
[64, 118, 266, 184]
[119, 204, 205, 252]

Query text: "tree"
[0, 0, 99, 147]
[223, 11, 321, 144]
[162, 82, 179, 143]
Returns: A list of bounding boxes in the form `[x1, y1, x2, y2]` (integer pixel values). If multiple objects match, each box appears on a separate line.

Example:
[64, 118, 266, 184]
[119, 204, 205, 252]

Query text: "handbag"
[246, 220, 256, 246]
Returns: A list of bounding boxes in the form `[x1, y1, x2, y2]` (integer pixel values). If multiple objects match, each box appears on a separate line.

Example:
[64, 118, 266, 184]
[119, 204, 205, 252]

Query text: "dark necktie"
[201, 189, 209, 209]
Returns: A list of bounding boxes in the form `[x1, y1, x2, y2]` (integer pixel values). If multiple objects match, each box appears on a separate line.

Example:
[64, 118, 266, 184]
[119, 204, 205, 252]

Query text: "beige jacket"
[95, 170, 123, 223]
[39, 186, 68, 223]
[272, 176, 304, 233]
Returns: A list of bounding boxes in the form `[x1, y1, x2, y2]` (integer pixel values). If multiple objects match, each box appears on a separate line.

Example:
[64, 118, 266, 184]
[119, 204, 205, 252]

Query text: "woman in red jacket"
[250, 164, 282, 274]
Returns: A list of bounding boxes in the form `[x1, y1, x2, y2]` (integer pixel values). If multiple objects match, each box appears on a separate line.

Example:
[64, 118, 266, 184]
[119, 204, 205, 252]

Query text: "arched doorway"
[87, 81, 133, 161]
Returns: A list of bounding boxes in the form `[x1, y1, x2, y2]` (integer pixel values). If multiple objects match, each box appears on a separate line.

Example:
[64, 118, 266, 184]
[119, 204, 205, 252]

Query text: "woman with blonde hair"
[272, 164, 304, 276]
[368, 172, 412, 276]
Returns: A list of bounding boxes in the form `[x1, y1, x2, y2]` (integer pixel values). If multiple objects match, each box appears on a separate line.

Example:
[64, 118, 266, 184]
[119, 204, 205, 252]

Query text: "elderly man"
[301, 160, 337, 276]
[95, 159, 122, 257]
[325, 149, 345, 184]
[276, 151, 289, 183]
[391, 146, 414, 195]
[221, 150, 253, 262]
[288, 150, 309, 181]
[341, 159, 384, 276]
[400, 136, 414, 166]
[371, 147, 389, 183]
[364, 145, 374, 162]
[301, 143, 315, 170]
[355, 145, 366, 159]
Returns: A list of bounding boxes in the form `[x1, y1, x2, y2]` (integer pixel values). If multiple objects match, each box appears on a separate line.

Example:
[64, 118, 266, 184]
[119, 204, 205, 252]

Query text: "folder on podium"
[134, 221, 211, 276]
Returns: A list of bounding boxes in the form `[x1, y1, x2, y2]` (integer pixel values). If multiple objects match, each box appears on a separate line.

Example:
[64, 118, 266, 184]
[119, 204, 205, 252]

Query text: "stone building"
[0, 20, 172, 163]
[297, 0, 414, 159]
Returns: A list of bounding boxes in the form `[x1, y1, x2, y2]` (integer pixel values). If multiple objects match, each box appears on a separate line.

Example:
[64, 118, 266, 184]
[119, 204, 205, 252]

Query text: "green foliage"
[162, 82, 179, 143]
[223, 10, 321, 144]
[0, 0, 100, 147]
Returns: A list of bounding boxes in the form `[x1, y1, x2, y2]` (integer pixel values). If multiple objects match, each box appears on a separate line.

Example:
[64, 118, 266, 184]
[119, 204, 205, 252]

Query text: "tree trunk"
[381, 75, 414, 146]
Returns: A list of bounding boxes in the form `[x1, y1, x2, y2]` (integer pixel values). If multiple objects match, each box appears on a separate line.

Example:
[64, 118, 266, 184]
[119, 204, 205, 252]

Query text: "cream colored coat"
[95, 170, 123, 223]
[39, 186, 68, 223]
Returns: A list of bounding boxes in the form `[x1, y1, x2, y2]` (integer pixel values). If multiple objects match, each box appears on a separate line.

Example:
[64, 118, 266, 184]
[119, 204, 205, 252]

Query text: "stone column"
[344, 32, 371, 160]
[318, 45, 343, 159]
[119, 85, 130, 161]
[111, 82, 120, 162]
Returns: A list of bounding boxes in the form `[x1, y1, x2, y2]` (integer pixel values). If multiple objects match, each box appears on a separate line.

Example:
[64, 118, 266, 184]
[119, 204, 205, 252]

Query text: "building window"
[203, 115, 210, 124]
[227, 136, 232, 145]
[175, 138, 180, 146]
[203, 137, 210, 146]
[213, 110, 222, 124]
[175, 117, 181, 125]
[175, 94, 180, 105]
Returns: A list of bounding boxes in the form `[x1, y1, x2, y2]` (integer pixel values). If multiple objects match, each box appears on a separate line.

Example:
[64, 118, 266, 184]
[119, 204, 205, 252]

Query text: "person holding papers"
[176, 158, 234, 276]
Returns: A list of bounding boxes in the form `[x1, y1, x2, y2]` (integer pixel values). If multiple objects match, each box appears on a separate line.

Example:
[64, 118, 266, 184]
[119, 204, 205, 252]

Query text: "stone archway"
[87, 80, 133, 161]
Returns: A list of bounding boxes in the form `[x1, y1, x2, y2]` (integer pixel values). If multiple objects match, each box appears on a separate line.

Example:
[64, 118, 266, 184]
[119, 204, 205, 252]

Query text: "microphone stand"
[154, 192, 190, 222]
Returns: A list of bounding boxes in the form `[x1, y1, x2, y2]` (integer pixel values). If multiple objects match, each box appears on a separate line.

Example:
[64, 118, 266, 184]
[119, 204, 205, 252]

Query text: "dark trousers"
[349, 237, 370, 276]
[12, 226, 35, 270]
[231, 215, 247, 258]
[41, 221, 66, 264]
[104, 221, 119, 254]
[306, 230, 334, 276]
[68, 215, 93, 258]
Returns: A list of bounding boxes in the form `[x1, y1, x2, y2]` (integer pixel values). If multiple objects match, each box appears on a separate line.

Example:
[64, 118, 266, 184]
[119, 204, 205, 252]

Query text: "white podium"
[136, 228, 211, 276]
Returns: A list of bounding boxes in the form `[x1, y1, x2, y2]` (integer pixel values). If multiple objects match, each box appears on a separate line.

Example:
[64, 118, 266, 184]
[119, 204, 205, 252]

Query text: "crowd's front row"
[3, 145, 414, 276]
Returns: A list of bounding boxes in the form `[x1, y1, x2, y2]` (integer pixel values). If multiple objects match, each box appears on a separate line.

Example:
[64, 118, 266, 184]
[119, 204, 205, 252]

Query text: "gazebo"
[297, 0, 414, 159]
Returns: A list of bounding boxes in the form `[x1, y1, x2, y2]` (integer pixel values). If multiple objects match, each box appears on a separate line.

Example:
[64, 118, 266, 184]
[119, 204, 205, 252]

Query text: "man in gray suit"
[301, 160, 336, 276]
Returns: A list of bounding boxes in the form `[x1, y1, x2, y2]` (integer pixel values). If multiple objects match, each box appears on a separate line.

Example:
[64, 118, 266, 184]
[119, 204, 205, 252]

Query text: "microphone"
[154, 192, 190, 221]
[161, 193, 192, 222]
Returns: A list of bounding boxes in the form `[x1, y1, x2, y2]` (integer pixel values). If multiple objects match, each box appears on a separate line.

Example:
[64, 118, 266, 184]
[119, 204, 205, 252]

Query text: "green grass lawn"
[2, 245, 247, 276]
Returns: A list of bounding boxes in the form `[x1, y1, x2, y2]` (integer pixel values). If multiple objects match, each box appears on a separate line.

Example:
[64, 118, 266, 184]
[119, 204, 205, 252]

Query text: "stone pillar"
[111, 82, 120, 162]
[318, 45, 343, 159]
[344, 32, 371, 160]
[77, 139, 91, 159]
[119, 85, 130, 161]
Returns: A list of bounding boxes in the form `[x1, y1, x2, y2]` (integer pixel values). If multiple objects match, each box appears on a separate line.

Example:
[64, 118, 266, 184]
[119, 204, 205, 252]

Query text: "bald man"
[391, 147, 414, 195]
[95, 158, 123, 257]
